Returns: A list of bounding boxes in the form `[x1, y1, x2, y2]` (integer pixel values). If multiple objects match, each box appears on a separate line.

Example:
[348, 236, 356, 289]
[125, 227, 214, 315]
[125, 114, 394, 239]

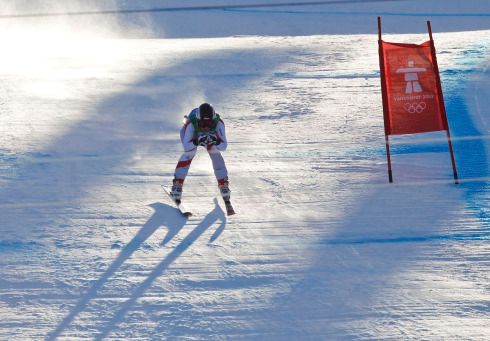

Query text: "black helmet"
[198, 103, 215, 121]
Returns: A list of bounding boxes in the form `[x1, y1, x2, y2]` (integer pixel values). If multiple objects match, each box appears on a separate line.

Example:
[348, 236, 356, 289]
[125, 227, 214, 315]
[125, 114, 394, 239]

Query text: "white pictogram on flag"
[396, 60, 427, 94]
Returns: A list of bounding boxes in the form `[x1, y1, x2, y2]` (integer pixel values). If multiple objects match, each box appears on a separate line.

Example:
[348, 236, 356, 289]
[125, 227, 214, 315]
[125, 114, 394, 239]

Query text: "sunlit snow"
[1, 0, 489, 340]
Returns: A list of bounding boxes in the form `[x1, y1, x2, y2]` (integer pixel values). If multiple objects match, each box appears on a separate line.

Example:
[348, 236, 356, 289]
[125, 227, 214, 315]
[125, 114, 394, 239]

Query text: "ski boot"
[218, 178, 235, 215]
[170, 178, 184, 204]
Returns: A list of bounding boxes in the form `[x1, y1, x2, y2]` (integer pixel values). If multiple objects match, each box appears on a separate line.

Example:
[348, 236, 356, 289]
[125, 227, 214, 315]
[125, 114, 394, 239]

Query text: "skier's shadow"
[47, 202, 187, 340]
[95, 198, 226, 340]
[48, 199, 226, 340]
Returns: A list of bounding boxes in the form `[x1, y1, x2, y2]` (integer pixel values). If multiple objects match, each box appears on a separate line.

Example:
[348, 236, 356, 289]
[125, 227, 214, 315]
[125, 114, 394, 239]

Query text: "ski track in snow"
[0, 21, 490, 341]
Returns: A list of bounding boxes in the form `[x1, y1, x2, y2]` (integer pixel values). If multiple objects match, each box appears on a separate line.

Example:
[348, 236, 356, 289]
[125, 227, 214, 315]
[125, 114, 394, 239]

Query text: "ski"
[161, 185, 192, 217]
[224, 200, 236, 216]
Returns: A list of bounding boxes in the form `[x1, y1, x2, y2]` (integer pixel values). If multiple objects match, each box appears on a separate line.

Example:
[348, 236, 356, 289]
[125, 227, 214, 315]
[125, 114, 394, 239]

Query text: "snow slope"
[1, 0, 490, 339]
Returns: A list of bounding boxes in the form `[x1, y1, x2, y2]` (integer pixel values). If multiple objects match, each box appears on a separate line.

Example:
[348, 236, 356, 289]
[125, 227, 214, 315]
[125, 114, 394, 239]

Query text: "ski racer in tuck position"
[170, 103, 234, 214]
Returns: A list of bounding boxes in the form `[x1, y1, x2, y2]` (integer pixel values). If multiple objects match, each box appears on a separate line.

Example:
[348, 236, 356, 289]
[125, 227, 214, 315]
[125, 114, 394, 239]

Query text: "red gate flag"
[380, 41, 445, 135]
[378, 17, 458, 183]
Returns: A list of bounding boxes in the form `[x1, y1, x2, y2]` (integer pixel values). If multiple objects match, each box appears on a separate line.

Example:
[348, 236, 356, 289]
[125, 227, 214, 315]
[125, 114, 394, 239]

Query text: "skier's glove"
[197, 133, 211, 146]
[207, 132, 220, 146]
[197, 132, 220, 146]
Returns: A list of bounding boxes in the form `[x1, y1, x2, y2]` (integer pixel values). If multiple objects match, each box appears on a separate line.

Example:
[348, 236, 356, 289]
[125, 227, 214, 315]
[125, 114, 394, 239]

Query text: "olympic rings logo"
[403, 102, 427, 114]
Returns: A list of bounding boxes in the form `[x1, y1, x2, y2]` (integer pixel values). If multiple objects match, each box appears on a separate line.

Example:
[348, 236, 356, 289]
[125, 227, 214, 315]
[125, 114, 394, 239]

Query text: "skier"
[169, 103, 234, 214]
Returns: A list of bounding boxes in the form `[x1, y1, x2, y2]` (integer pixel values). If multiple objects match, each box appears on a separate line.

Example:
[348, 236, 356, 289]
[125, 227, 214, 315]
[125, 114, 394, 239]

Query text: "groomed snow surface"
[1, 1, 490, 340]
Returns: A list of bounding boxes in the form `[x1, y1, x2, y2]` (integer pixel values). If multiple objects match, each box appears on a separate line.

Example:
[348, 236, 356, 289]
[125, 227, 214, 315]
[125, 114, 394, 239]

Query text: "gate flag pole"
[427, 20, 459, 184]
[378, 16, 394, 183]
